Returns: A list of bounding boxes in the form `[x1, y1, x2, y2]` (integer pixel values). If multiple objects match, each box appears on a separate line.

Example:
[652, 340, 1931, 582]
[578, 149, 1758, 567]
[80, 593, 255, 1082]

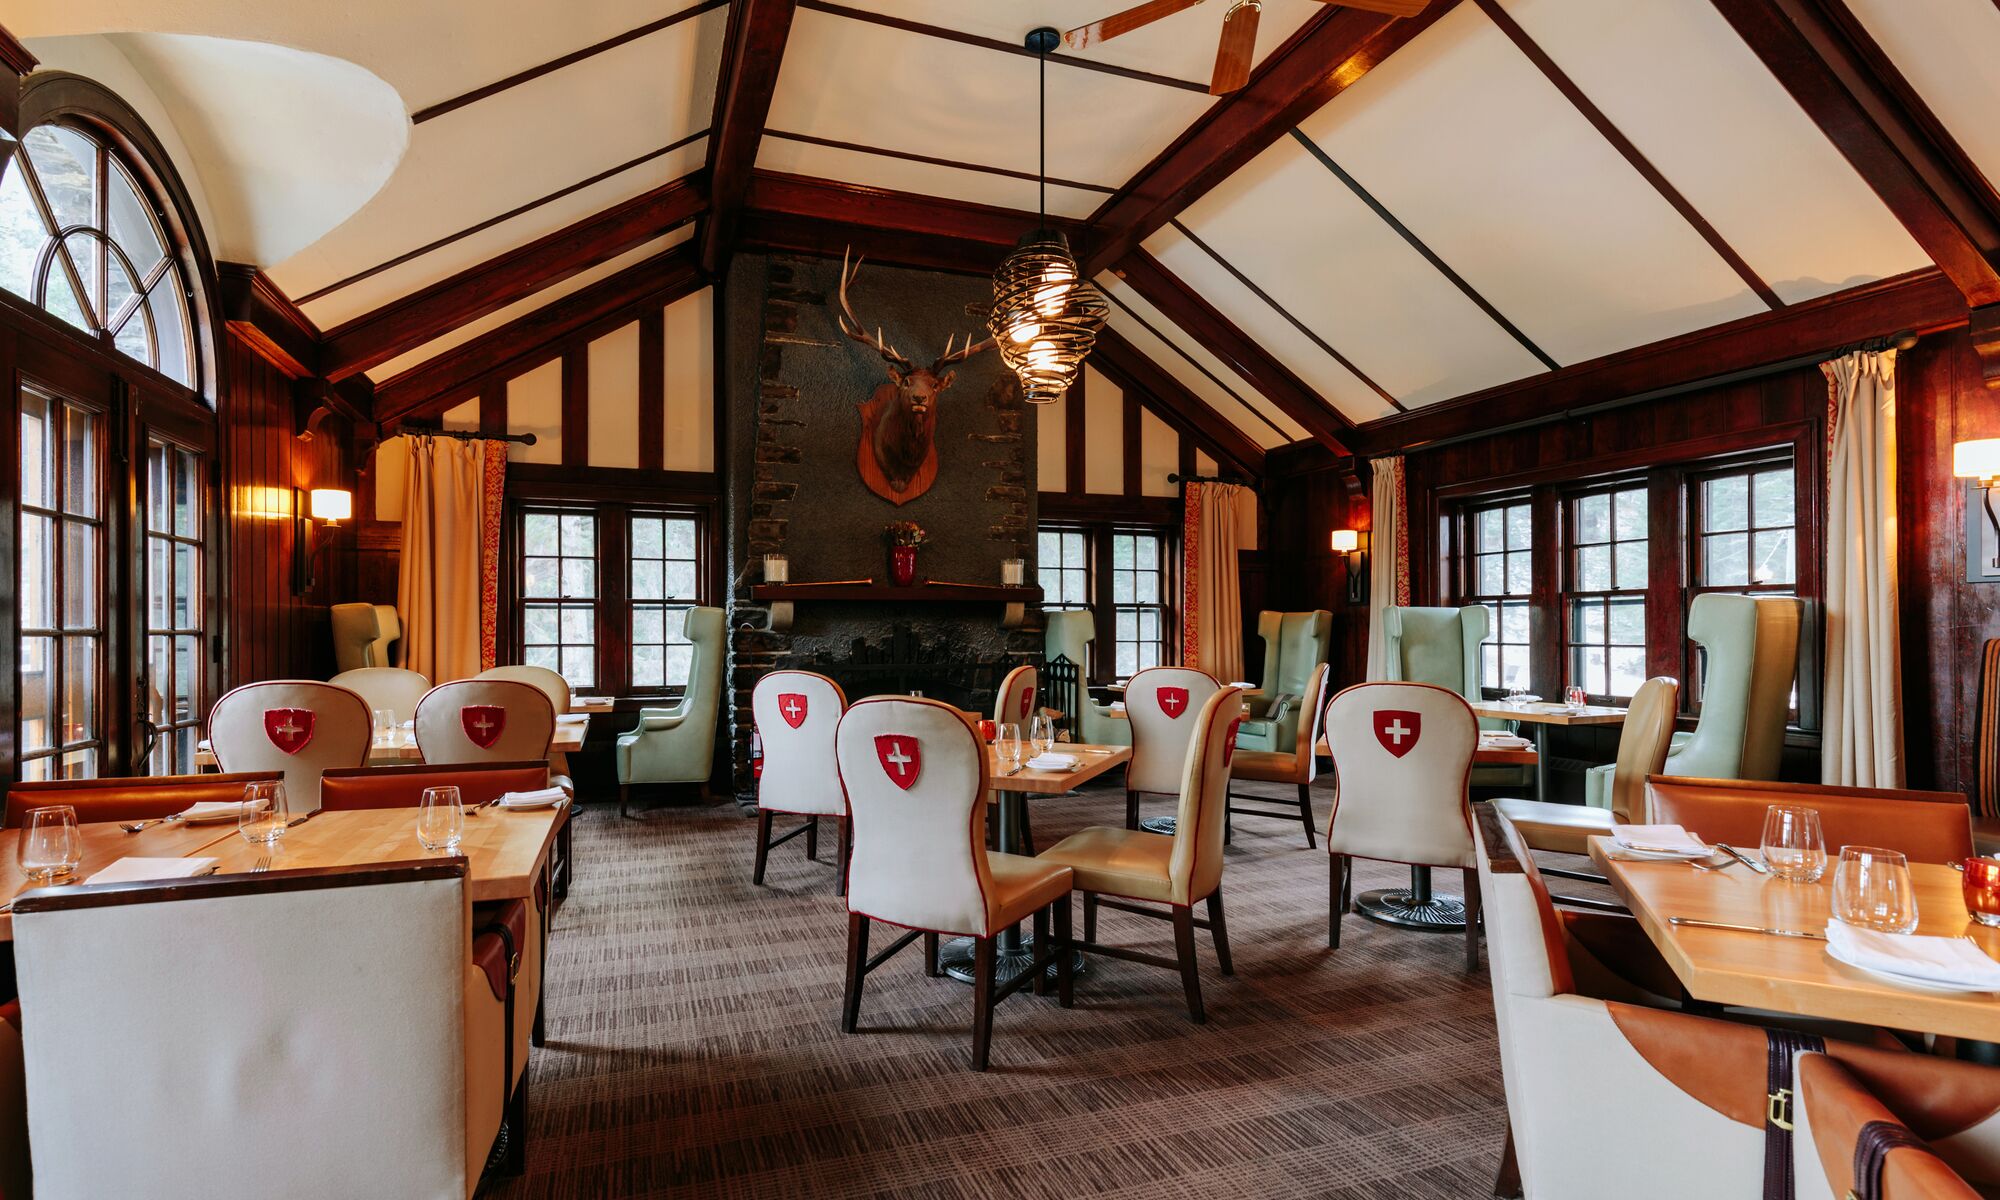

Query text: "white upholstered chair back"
[753, 670, 847, 817]
[1166, 686, 1245, 906]
[14, 862, 488, 1200]
[993, 664, 1037, 727]
[415, 679, 555, 764]
[478, 664, 573, 714]
[207, 680, 372, 810]
[1125, 666, 1223, 796]
[331, 666, 432, 724]
[1323, 681, 1478, 869]
[838, 697, 996, 937]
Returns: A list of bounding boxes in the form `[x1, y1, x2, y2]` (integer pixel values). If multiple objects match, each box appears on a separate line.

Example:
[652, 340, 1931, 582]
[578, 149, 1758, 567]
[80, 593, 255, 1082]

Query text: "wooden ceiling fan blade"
[1308, 0, 1429, 15]
[1066, 0, 1207, 50]
[1210, 1, 1259, 95]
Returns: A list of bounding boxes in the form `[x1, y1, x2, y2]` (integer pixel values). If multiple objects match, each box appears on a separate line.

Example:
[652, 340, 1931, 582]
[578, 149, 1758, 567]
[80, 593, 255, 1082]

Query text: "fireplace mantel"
[749, 581, 1041, 632]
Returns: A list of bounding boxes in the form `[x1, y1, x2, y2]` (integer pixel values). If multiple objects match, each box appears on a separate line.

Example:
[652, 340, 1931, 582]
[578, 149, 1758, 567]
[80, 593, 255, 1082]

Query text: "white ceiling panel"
[756, 137, 1104, 220]
[1496, 0, 1925, 305]
[1845, 0, 2000, 205]
[770, 7, 1212, 194]
[1143, 224, 1397, 423]
[1299, 3, 1766, 367]
[1098, 276, 1306, 450]
[1175, 134, 1544, 408]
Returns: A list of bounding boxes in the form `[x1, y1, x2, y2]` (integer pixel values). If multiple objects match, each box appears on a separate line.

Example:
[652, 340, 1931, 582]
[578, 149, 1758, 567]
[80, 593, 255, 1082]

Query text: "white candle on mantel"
[1001, 558, 1025, 586]
[764, 555, 789, 584]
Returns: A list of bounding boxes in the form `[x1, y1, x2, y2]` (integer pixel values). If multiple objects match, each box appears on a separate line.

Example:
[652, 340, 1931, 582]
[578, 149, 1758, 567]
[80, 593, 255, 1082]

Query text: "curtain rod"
[1169, 472, 1249, 485]
[392, 428, 538, 446]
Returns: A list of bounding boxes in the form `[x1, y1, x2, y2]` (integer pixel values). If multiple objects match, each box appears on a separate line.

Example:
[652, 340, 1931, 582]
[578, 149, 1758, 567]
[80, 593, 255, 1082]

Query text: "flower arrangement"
[884, 521, 929, 548]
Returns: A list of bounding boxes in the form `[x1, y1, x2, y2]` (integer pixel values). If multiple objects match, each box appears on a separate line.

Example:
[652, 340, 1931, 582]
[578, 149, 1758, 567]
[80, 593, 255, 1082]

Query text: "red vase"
[890, 545, 917, 587]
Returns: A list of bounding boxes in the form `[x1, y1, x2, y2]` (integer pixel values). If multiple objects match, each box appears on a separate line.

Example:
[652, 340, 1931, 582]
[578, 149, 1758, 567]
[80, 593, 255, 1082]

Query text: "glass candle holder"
[1964, 857, 2000, 928]
[1001, 558, 1025, 586]
[763, 554, 789, 583]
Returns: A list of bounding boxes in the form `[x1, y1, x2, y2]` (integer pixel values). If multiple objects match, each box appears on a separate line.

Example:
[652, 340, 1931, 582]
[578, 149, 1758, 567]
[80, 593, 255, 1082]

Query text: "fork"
[252, 855, 271, 874]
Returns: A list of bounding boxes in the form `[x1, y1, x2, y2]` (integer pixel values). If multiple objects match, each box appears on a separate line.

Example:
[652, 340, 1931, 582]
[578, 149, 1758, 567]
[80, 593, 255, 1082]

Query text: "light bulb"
[1009, 321, 1040, 344]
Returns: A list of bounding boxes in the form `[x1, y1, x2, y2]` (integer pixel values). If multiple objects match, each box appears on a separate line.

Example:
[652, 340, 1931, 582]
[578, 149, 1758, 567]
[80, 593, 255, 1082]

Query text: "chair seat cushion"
[986, 853, 1073, 927]
[1036, 826, 1177, 904]
[1492, 797, 1613, 856]
[1231, 749, 1301, 783]
[1976, 815, 2000, 857]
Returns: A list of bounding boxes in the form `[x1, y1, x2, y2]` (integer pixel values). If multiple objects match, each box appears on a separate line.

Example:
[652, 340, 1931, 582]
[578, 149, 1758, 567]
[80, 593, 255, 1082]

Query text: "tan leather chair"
[752, 671, 849, 893]
[330, 601, 401, 672]
[331, 666, 431, 724]
[4, 770, 281, 827]
[994, 664, 1037, 728]
[1122, 665, 1221, 831]
[1645, 776, 1975, 865]
[836, 696, 1074, 1071]
[1797, 1053, 1982, 1199]
[207, 680, 373, 811]
[1038, 686, 1244, 1024]
[1226, 662, 1329, 847]
[416, 679, 556, 765]
[1493, 676, 1679, 854]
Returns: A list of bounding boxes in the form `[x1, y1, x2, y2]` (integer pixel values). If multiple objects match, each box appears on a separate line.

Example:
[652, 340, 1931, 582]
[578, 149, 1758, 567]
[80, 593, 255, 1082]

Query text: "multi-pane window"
[19, 389, 104, 780]
[1111, 531, 1168, 678]
[630, 513, 700, 689]
[1467, 501, 1533, 694]
[1566, 485, 1648, 701]
[1693, 465, 1796, 593]
[520, 509, 598, 690]
[144, 438, 204, 773]
[1038, 527, 1090, 609]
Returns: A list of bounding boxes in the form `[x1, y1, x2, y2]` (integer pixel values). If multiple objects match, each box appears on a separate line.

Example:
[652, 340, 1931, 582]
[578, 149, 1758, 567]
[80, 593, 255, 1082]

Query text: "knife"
[1715, 843, 1771, 875]
[1669, 916, 1824, 940]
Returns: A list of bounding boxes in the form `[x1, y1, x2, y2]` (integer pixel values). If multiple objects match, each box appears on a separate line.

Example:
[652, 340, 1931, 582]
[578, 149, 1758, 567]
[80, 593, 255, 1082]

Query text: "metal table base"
[1355, 866, 1467, 931]
[942, 786, 1084, 985]
[1138, 815, 1177, 836]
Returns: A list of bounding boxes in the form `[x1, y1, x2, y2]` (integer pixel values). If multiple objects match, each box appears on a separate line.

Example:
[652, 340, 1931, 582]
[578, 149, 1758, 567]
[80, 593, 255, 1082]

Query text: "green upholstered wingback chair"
[330, 603, 400, 672]
[1234, 610, 1331, 754]
[615, 606, 725, 817]
[1383, 605, 1526, 786]
[1042, 610, 1129, 747]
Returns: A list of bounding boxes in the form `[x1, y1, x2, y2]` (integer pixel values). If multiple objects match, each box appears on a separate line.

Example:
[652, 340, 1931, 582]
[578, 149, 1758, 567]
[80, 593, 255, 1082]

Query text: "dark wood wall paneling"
[1260, 445, 1367, 689]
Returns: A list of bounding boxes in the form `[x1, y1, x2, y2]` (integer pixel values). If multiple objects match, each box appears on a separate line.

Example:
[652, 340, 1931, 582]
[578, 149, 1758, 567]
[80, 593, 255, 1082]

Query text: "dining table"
[1469, 699, 1626, 801]
[193, 714, 589, 770]
[1588, 836, 2000, 1048]
[935, 741, 1132, 988]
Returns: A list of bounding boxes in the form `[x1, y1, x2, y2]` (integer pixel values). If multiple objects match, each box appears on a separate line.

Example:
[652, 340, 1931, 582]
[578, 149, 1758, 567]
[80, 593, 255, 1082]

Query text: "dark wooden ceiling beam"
[1081, 1, 1459, 275]
[374, 245, 703, 426]
[1093, 328, 1266, 480]
[699, 0, 799, 275]
[745, 171, 1086, 264]
[321, 172, 708, 381]
[217, 262, 324, 380]
[1112, 250, 1353, 454]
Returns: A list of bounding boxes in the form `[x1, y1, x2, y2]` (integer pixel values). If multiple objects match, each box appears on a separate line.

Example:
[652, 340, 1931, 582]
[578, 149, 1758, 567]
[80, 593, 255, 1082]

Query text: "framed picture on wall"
[1966, 483, 2000, 583]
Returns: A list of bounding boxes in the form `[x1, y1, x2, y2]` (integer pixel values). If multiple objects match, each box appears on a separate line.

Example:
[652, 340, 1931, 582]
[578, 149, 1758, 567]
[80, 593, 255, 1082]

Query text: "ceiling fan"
[1065, 0, 1431, 95]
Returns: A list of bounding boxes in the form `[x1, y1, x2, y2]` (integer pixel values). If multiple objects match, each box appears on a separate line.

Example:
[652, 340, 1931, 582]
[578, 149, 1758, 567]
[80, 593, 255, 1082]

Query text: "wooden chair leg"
[1329, 855, 1346, 949]
[1126, 789, 1140, 830]
[1206, 888, 1233, 976]
[619, 784, 631, 820]
[1054, 895, 1074, 1008]
[1172, 904, 1205, 1024]
[752, 809, 774, 885]
[971, 937, 997, 1071]
[841, 913, 869, 1034]
[1224, 803, 1232, 845]
[1342, 853, 1353, 912]
[805, 815, 819, 862]
[1297, 783, 1317, 849]
[1494, 1119, 1523, 1199]
[1083, 891, 1098, 943]
[924, 931, 940, 977]
[834, 816, 850, 896]
[1032, 906, 1051, 996]
[501, 1064, 528, 1176]
[1463, 867, 1483, 973]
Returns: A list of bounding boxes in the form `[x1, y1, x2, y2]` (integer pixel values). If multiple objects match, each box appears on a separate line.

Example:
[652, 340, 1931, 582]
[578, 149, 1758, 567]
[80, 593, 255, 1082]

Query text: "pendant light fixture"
[987, 27, 1108, 406]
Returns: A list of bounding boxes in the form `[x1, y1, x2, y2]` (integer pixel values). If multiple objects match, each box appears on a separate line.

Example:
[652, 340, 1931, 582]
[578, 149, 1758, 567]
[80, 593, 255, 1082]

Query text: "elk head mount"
[835, 250, 995, 506]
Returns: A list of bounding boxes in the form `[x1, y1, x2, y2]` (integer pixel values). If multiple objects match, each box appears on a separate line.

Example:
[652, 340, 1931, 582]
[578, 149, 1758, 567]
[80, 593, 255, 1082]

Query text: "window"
[1565, 485, 1648, 701]
[143, 438, 205, 773]
[1692, 464, 1796, 594]
[1111, 531, 1169, 678]
[629, 513, 701, 689]
[1038, 528, 1089, 609]
[19, 388, 105, 781]
[0, 123, 195, 387]
[519, 509, 598, 690]
[1466, 500, 1533, 694]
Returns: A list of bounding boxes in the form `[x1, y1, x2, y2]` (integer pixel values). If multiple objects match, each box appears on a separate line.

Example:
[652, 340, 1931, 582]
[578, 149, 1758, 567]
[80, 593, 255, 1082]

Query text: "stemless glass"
[1760, 804, 1827, 883]
[1030, 713, 1056, 757]
[1564, 685, 1588, 709]
[17, 805, 80, 883]
[238, 781, 290, 846]
[997, 723, 1024, 772]
[417, 785, 464, 853]
[374, 708, 397, 746]
[1833, 846, 1919, 934]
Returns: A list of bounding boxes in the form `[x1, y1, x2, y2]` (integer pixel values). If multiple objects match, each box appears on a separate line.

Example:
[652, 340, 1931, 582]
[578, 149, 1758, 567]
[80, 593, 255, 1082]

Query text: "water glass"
[1564, 685, 1588, 709]
[374, 708, 398, 746]
[997, 723, 1024, 771]
[17, 805, 80, 883]
[1833, 846, 1919, 934]
[238, 781, 290, 846]
[1030, 713, 1056, 757]
[1759, 804, 1827, 883]
[417, 785, 464, 853]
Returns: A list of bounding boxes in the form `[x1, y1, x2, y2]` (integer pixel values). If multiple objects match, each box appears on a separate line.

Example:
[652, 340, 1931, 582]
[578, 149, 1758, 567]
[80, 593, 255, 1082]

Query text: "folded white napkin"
[1611, 824, 1709, 855]
[1827, 921, 2000, 990]
[86, 857, 217, 886]
[177, 799, 269, 822]
[556, 713, 589, 724]
[1026, 753, 1081, 772]
[498, 787, 569, 809]
[1479, 733, 1532, 749]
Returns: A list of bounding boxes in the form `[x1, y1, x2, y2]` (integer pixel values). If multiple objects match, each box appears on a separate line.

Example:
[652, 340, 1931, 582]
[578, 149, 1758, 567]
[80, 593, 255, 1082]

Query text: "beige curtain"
[398, 436, 486, 684]
[1181, 482, 1246, 682]
[1822, 350, 1903, 788]
[1364, 456, 1405, 680]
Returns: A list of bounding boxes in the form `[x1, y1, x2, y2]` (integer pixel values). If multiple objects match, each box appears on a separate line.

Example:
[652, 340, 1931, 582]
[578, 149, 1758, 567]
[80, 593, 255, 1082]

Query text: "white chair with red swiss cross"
[835, 696, 1074, 1071]
[415, 679, 556, 769]
[1122, 666, 1221, 832]
[206, 680, 373, 811]
[1323, 681, 1481, 970]
[752, 671, 848, 894]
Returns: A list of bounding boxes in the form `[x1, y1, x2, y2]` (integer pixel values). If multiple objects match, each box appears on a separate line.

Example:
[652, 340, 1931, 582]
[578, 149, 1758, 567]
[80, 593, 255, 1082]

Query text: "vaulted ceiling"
[15, 0, 2000, 461]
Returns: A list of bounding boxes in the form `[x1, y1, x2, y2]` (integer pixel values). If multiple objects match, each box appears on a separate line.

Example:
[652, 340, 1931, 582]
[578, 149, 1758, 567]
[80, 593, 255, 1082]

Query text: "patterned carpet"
[487, 779, 1509, 1199]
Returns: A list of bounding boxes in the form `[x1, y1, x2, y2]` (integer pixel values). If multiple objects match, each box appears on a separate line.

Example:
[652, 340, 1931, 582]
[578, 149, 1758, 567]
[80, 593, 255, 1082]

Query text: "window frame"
[1455, 494, 1536, 699]
[17, 385, 109, 781]
[1684, 450, 1812, 727]
[1109, 528, 1172, 680]
[1560, 479, 1650, 705]
[1035, 518, 1180, 685]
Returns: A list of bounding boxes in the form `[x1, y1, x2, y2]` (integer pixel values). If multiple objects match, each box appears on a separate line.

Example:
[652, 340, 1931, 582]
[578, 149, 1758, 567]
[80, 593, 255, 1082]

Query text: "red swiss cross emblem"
[1018, 686, 1035, 719]
[462, 705, 506, 748]
[1374, 709, 1421, 758]
[1223, 716, 1243, 765]
[778, 693, 809, 729]
[1158, 686, 1190, 719]
[263, 708, 316, 755]
[874, 734, 921, 790]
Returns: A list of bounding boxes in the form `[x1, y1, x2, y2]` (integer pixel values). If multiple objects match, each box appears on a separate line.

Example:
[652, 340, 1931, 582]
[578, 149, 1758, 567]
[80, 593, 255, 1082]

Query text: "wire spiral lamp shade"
[987, 230, 1107, 405]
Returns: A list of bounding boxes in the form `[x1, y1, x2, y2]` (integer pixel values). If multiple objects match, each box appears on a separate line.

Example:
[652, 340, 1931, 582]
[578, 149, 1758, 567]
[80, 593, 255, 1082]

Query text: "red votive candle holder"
[1963, 857, 2000, 927]
[979, 720, 997, 744]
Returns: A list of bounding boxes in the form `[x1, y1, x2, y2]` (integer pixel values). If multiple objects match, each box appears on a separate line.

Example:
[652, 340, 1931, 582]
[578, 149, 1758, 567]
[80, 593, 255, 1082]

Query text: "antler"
[932, 330, 996, 372]
[836, 248, 915, 373]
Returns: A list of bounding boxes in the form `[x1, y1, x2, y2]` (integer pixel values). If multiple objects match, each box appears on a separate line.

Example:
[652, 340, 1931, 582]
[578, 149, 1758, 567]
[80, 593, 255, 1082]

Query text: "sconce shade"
[1330, 529, 1361, 554]
[310, 488, 353, 522]
[1955, 439, 2000, 484]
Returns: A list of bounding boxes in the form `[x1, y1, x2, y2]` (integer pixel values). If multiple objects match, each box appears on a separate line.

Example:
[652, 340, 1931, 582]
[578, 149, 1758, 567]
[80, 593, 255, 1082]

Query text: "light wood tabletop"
[1471, 701, 1627, 727]
[986, 743, 1130, 795]
[197, 806, 567, 903]
[0, 819, 242, 940]
[195, 718, 587, 769]
[1316, 733, 1539, 765]
[1588, 836, 2000, 1042]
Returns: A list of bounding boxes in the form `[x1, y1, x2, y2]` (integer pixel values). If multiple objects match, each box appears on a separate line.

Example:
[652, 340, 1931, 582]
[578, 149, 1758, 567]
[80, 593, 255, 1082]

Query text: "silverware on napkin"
[1669, 916, 1825, 940]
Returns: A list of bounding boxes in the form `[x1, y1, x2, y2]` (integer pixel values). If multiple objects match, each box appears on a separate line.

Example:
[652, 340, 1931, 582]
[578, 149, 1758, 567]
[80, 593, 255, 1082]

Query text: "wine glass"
[17, 805, 80, 883]
[1030, 712, 1056, 758]
[997, 723, 1024, 773]
[1833, 846, 1918, 934]
[238, 780, 289, 846]
[417, 785, 464, 853]
[1760, 804, 1826, 883]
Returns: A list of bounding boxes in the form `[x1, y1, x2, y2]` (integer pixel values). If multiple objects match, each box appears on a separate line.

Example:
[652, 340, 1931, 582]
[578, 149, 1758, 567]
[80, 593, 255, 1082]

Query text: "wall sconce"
[293, 487, 354, 595]
[1331, 528, 1369, 605]
[1956, 439, 2000, 578]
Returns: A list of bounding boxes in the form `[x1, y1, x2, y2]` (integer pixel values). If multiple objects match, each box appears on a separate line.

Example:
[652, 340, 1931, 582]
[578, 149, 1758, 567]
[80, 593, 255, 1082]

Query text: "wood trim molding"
[1092, 328, 1266, 480]
[638, 308, 666, 470]
[0, 23, 36, 138]
[1082, 1, 1459, 274]
[321, 173, 708, 381]
[218, 263, 322, 379]
[701, 0, 799, 274]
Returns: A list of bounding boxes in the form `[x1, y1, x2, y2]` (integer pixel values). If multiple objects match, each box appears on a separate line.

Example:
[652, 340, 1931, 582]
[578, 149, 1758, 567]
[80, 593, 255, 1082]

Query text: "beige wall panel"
[588, 321, 642, 469]
[1140, 408, 1177, 498]
[1037, 387, 1067, 494]
[664, 288, 715, 473]
[507, 359, 563, 465]
[1082, 366, 1124, 496]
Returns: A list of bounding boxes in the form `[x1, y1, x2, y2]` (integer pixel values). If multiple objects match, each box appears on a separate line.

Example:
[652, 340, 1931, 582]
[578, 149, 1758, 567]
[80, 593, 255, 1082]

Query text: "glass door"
[17, 384, 107, 780]
[140, 436, 205, 772]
